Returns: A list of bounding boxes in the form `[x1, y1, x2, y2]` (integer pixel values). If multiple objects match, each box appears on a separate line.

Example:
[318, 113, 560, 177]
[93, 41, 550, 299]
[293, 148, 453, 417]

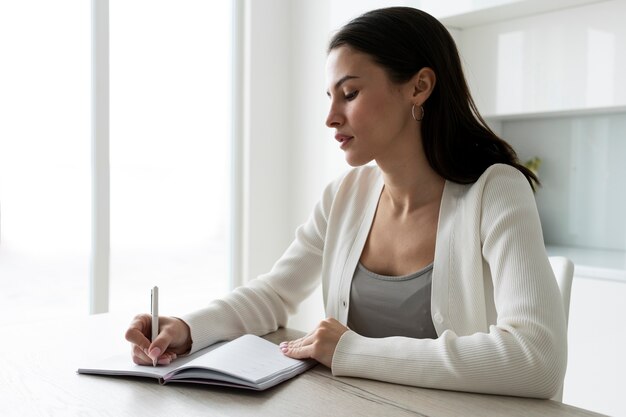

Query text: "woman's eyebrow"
[326, 75, 360, 96]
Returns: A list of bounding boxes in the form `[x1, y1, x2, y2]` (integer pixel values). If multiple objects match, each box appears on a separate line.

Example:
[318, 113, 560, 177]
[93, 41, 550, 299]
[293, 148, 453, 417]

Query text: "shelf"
[437, 0, 609, 29]
[483, 105, 626, 122]
[546, 245, 626, 283]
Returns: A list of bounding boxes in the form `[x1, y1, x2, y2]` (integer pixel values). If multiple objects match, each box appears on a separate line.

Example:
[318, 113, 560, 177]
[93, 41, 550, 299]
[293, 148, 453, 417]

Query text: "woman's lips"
[335, 134, 353, 149]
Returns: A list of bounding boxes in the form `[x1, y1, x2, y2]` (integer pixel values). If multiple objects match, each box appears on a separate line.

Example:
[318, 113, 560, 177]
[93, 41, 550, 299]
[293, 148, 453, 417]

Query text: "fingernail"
[157, 357, 171, 365]
[279, 342, 288, 347]
[148, 347, 161, 361]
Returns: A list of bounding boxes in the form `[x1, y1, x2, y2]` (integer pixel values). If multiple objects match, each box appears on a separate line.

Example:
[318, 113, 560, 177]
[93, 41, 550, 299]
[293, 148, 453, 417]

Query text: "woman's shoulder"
[479, 163, 529, 184]
[464, 163, 531, 195]
[445, 163, 534, 209]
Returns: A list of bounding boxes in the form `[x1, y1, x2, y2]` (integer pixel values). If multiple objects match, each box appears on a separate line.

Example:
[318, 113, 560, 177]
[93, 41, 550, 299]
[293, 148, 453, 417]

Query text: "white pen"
[151, 286, 159, 367]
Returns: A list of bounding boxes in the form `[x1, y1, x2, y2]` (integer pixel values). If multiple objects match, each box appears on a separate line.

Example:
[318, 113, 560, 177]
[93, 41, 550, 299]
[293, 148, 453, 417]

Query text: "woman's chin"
[344, 154, 373, 167]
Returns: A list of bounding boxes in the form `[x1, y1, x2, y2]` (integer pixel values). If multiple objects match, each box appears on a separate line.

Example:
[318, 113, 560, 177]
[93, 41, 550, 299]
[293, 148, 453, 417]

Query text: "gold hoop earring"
[411, 104, 424, 122]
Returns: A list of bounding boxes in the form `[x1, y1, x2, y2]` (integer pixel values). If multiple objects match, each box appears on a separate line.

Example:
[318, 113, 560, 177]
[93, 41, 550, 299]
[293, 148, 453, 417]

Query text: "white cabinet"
[563, 276, 626, 417]
[452, 0, 626, 117]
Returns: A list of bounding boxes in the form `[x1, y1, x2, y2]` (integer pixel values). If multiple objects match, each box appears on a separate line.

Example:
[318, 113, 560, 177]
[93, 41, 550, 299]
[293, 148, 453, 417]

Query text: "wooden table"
[0, 313, 606, 416]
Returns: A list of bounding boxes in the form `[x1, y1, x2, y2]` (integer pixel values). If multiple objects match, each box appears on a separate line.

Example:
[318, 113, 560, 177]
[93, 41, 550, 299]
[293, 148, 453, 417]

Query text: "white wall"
[242, 0, 295, 286]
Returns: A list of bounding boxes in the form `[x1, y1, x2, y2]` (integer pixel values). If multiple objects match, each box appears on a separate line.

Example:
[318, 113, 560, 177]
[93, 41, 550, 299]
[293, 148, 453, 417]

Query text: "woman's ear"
[410, 67, 436, 105]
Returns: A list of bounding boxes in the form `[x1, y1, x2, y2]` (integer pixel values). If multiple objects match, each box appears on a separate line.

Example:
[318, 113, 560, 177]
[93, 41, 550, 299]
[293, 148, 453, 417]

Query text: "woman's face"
[325, 46, 417, 167]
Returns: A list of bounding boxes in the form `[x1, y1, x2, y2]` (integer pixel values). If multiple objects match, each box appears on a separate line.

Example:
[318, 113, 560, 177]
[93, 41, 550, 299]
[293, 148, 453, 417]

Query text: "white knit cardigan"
[182, 163, 567, 398]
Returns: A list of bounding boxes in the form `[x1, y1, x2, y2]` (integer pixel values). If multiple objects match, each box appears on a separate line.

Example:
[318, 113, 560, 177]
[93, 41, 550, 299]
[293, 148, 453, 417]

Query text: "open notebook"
[78, 334, 316, 391]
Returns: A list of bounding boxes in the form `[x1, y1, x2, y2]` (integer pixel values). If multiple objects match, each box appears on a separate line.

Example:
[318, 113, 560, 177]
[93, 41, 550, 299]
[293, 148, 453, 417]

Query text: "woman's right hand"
[125, 314, 193, 366]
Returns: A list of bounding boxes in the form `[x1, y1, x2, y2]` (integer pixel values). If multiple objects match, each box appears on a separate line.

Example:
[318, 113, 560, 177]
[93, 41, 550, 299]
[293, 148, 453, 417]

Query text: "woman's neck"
[376, 138, 445, 216]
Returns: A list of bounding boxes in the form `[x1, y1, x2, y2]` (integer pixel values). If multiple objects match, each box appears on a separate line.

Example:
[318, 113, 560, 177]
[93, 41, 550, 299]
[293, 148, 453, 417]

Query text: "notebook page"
[78, 340, 227, 379]
[170, 334, 306, 384]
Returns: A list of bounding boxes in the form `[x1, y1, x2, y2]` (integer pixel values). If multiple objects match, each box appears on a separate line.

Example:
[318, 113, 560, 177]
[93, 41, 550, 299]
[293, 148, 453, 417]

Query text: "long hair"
[328, 7, 538, 189]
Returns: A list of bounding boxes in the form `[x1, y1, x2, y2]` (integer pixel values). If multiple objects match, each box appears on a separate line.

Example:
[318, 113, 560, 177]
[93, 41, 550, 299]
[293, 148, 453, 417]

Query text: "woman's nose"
[325, 104, 343, 128]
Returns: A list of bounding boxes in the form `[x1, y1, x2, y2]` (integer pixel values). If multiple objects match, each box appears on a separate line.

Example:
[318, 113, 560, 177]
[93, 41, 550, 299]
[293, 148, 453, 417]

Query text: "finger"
[131, 343, 153, 365]
[147, 329, 174, 364]
[156, 352, 177, 366]
[131, 341, 177, 366]
[125, 315, 151, 351]
[280, 330, 317, 355]
[280, 327, 316, 350]
[280, 341, 314, 360]
[283, 336, 305, 349]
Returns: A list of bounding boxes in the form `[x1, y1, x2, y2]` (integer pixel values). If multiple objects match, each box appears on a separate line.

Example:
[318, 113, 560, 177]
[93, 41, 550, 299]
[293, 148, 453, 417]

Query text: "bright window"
[109, 0, 233, 315]
[0, 0, 233, 324]
[0, 0, 91, 324]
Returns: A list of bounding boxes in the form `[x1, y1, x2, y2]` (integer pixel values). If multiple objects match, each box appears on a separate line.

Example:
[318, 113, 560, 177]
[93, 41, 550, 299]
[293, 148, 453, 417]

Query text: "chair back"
[548, 256, 574, 402]
[549, 256, 575, 324]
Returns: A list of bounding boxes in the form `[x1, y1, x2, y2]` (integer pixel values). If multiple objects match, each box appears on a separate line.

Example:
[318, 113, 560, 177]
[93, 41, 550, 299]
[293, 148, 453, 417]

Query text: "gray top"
[347, 262, 438, 339]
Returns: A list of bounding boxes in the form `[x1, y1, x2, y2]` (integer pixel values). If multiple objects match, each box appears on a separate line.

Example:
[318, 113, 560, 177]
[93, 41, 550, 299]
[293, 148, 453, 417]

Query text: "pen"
[151, 286, 159, 367]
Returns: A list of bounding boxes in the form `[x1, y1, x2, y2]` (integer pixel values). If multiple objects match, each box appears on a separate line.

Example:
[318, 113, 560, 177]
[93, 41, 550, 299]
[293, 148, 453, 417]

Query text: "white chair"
[549, 256, 575, 326]
[548, 256, 575, 402]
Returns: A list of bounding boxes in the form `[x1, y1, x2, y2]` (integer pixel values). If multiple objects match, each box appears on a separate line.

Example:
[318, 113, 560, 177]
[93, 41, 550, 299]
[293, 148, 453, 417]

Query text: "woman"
[125, 7, 566, 399]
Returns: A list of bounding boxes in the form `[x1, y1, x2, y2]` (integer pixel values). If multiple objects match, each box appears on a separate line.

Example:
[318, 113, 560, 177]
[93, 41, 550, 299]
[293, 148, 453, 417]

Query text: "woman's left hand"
[279, 318, 349, 368]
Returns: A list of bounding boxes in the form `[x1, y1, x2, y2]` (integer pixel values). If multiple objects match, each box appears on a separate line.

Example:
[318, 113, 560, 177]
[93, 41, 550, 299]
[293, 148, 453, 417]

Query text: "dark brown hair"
[328, 7, 538, 189]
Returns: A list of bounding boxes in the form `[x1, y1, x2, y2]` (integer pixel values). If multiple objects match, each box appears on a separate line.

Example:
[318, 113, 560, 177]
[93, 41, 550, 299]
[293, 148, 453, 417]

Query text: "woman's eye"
[345, 91, 359, 101]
